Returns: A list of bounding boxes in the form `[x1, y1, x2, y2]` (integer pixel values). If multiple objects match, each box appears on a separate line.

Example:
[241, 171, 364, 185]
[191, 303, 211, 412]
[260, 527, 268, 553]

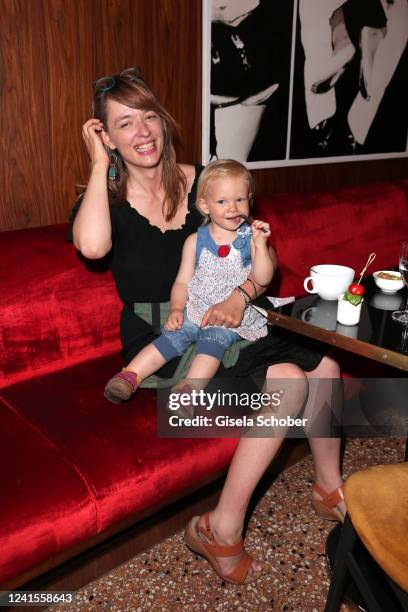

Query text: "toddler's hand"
[164, 309, 184, 331]
[251, 220, 271, 245]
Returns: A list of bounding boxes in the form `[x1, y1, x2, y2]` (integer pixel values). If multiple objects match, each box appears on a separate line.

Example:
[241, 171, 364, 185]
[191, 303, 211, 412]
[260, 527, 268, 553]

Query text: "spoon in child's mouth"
[238, 214, 270, 235]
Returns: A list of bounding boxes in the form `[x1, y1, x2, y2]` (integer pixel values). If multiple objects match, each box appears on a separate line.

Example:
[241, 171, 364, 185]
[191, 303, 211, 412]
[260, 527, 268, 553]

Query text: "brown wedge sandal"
[312, 483, 345, 522]
[184, 513, 262, 585]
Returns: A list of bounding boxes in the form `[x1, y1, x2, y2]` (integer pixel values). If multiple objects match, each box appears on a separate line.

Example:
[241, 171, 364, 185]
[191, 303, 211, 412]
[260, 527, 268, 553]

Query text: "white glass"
[391, 241, 408, 325]
[337, 294, 363, 326]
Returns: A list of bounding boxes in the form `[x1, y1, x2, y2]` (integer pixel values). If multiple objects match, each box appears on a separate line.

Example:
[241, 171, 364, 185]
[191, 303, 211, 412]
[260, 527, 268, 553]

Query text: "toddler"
[104, 159, 274, 406]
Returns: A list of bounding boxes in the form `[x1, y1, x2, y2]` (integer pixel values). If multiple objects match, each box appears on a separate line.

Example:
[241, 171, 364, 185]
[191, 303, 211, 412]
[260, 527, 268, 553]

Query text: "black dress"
[68, 164, 325, 381]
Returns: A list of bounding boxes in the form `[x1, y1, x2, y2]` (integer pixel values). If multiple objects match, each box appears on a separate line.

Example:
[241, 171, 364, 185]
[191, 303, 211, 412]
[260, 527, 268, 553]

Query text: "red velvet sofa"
[1, 180, 407, 591]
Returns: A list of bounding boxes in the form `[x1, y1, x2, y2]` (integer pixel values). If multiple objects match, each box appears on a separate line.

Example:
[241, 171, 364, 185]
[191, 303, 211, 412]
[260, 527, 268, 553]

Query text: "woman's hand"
[82, 118, 110, 168]
[164, 309, 184, 331]
[200, 290, 246, 328]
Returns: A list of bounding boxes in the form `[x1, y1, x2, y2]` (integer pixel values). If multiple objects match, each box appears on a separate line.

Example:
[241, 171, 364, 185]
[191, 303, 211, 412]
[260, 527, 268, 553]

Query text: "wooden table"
[265, 276, 408, 460]
[266, 277, 408, 373]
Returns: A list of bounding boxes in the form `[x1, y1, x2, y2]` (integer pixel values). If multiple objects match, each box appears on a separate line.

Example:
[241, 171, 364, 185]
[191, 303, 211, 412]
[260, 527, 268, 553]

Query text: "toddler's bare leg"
[125, 344, 167, 381]
[185, 354, 221, 388]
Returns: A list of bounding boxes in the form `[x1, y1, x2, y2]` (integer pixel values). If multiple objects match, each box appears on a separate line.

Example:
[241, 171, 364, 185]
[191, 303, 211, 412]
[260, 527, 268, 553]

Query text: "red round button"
[217, 245, 230, 257]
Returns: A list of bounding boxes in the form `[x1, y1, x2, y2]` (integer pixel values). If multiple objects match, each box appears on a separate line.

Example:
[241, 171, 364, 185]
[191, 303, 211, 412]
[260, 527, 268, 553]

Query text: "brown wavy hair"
[92, 68, 186, 220]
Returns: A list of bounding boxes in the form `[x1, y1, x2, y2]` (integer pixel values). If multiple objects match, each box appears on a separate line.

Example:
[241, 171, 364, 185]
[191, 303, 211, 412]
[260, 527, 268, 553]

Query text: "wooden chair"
[325, 463, 408, 612]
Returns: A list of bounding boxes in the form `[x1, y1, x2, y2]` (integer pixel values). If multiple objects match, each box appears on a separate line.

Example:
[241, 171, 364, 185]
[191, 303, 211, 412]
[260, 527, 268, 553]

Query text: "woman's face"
[102, 98, 164, 169]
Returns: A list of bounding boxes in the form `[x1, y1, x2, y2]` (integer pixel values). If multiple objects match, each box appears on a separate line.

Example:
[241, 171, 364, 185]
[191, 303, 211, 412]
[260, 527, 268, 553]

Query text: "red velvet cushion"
[255, 181, 408, 297]
[1, 353, 238, 583]
[0, 224, 122, 389]
[0, 396, 97, 584]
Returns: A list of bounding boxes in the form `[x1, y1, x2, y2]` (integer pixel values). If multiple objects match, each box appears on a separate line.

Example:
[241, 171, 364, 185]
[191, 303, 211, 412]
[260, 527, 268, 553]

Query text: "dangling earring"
[108, 151, 119, 181]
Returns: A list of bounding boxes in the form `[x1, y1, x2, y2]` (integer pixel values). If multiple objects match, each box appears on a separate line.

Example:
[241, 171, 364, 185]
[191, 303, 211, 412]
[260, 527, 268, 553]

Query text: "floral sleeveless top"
[186, 224, 267, 341]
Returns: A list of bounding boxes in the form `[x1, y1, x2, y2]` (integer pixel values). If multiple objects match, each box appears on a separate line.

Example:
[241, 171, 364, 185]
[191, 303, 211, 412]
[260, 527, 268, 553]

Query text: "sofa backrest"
[0, 225, 121, 389]
[1, 180, 407, 388]
[255, 180, 408, 298]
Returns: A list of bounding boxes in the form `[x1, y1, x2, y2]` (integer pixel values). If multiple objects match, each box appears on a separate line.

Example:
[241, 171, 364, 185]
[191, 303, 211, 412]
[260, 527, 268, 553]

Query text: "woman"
[71, 68, 345, 584]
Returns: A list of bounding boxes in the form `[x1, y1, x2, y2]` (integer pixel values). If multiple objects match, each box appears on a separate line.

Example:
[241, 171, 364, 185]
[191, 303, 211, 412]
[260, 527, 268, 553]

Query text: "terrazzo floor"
[48, 438, 405, 612]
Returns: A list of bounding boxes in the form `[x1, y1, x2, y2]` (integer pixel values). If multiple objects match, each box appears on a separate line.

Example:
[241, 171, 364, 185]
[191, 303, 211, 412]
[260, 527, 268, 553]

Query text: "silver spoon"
[238, 214, 270, 235]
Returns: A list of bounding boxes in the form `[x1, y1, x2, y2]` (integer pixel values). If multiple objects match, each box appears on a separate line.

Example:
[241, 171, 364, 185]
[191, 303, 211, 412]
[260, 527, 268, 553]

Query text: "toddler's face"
[199, 175, 250, 233]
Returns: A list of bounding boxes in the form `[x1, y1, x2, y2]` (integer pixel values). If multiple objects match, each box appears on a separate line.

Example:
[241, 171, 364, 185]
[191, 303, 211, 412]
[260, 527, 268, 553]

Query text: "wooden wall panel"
[0, 0, 146, 232]
[0, 0, 406, 232]
[253, 157, 408, 197]
[0, 0, 50, 230]
[43, 0, 94, 224]
[144, 0, 202, 163]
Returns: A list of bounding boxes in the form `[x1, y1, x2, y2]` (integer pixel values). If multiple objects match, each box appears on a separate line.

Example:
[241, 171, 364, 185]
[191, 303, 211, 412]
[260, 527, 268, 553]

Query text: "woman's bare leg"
[199, 363, 308, 577]
[305, 354, 346, 517]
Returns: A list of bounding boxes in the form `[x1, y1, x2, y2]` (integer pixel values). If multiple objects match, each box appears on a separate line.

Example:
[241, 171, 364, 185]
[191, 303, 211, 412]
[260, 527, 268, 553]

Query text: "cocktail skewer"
[347, 252, 376, 299]
[357, 252, 376, 284]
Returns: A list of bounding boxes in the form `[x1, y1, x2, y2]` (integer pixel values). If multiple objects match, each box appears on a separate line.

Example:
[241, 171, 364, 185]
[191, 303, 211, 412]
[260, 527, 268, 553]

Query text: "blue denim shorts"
[152, 312, 241, 361]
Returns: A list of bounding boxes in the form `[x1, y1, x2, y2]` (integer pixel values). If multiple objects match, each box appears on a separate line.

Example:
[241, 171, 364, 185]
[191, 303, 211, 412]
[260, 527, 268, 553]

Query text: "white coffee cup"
[304, 265, 355, 301]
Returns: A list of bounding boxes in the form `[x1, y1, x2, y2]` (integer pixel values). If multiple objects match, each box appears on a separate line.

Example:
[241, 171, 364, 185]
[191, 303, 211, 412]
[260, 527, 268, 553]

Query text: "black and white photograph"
[291, 0, 408, 159]
[202, 0, 408, 168]
[202, 0, 295, 165]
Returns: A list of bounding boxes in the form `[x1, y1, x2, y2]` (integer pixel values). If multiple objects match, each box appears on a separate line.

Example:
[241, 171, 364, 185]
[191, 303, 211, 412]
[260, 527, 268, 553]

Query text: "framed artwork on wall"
[202, 0, 408, 169]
